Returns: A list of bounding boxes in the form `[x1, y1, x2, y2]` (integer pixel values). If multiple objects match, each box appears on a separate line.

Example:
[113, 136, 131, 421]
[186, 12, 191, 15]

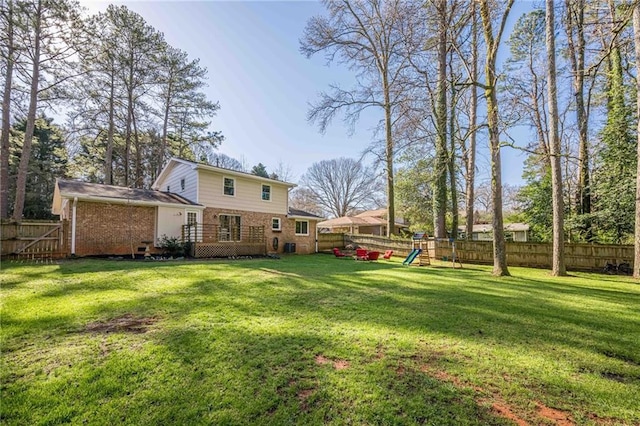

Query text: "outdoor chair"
[355, 248, 368, 260]
[366, 251, 380, 261]
[333, 248, 347, 258]
[383, 250, 393, 259]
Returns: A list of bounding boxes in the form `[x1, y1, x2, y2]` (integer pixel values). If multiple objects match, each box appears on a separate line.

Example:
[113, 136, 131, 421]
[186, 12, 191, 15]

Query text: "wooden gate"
[1, 221, 68, 259]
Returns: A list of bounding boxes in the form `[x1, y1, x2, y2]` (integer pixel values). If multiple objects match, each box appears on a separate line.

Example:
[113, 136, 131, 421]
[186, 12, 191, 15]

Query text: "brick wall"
[203, 207, 317, 254]
[73, 202, 157, 257]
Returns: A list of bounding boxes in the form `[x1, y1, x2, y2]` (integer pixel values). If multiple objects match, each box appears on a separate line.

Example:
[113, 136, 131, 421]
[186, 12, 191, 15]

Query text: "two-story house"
[51, 158, 322, 257]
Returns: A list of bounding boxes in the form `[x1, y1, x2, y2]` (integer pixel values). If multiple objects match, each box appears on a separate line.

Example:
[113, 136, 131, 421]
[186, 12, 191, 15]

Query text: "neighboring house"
[51, 158, 323, 257]
[317, 208, 408, 236]
[457, 223, 530, 242]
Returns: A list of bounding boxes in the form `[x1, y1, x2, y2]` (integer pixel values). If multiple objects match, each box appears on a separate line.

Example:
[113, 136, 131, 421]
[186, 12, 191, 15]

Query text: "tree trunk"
[465, 1, 478, 240]
[383, 80, 395, 237]
[632, 4, 640, 278]
[546, 0, 566, 276]
[124, 51, 135, 187]
[434, 0, 448, 239]
[480, 0, 512, 276]
[132, 109, 143, 188]
[565, 0, 591, 241]
[13, 0, 42, 221]
[1, 0, 15, 219]
[105, 60, 115, 185]
[158, 80, 172, 178]
[448, 60, 458, 240]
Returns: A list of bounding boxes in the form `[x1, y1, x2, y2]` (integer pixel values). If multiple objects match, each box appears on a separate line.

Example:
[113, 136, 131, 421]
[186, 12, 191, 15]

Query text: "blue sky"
[81, 0, 536, 185]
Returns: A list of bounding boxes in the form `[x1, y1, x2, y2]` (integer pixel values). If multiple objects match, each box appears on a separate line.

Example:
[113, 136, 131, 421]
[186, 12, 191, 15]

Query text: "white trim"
[288, 215, 321, 221]
[156, 158, 297, 189]
[271, 217, 281, 231]
[196, 168, 200, 203]
[223, 176, 236, 197]
[295, 220, 309, 236]
[71, 197, 78, 255]
[152, 158, 198, 189]
[59, 193, 205, 210]
[261, 184, 272, 202]
[185, 209, 202, 243]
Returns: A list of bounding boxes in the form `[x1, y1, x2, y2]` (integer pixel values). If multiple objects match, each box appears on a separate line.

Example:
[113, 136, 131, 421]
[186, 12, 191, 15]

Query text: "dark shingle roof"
[288, 208, 323, 219]
[57, 179, 199, 206]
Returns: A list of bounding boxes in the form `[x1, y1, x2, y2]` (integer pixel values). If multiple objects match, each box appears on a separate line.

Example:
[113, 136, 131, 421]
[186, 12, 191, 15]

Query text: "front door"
[185, 210, 202, 242]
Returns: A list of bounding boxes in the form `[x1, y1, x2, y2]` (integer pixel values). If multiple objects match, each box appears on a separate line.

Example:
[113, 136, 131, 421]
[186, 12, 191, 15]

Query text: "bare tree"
[204, 153, 243, 171]
[433, 0, 448, 238]
[299, 157, 381, 218]
[301, 0, 407, 236]
[546, 0, 567, 276]
[479, 0, 514, 276]
[272, 160, 295, 182]
[464, 0, 479, 241]
[289, 187, 325, 218]
[565, 0, 592, 240]
[0, 0, 17, 218]
[632, 2, 640, 278]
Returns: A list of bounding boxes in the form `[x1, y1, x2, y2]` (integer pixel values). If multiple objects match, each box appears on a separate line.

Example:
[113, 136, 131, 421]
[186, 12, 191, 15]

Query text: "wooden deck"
[183, 224, 266, 258]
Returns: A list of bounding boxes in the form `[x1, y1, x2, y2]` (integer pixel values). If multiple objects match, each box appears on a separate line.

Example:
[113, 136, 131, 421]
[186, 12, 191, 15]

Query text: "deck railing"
[181, 224, 266, 258]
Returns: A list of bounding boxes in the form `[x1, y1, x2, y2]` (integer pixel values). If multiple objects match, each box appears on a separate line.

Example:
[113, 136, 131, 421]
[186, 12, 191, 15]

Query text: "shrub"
[158, 235, 185, 257]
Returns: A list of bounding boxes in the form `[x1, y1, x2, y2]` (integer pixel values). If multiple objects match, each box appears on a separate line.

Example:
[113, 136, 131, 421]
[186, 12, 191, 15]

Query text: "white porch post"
[71, 197, 78, 256]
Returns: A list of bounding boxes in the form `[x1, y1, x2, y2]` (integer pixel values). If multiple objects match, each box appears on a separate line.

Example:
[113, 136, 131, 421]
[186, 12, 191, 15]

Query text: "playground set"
[402, 233, 430, 266]
[402, 233, 462, 268]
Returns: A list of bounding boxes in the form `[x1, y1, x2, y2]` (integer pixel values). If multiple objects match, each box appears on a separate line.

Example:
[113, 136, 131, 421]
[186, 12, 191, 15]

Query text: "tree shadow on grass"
[4, 257, 639, 423]
[2, 319, 513, 425]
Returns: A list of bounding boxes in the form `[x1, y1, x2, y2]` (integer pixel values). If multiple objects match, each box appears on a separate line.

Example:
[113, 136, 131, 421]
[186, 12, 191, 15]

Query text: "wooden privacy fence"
[318, 233, 634, 271]
[438, 240, 634, 270]
[317, 233, 345, 252]
[1, 221, 68, 259]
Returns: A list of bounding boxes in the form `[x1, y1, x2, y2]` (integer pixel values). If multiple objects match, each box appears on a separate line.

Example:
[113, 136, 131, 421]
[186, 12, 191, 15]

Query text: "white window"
[223, 177, 235, 196]
[272, 217, 281, 231]
[295, 220, 309, 236]
[262, 184, 271, 201]
[180, 178, 185, 191]
[220, 214, 241, 242]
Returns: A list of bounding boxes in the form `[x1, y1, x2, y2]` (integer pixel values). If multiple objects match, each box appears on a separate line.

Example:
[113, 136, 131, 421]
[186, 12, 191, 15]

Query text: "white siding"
[198, 169, 289, 214]
[156, 206, 185, 243]
[155, 162, 198, 203]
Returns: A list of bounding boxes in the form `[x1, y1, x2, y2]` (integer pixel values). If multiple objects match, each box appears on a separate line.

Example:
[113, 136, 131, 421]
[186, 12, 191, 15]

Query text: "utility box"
[284, 243, 296, 253]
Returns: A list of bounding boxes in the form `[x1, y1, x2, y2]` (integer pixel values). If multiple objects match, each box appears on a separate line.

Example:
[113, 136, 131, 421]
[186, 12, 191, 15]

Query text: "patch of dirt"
[297, 388, 314, 412]
[420, 365, 485, 393]
[315, 355, 330, 365]
[334, 360, 350, 370]
[85, 314, 158, 334]
[315, 354, 350, 370]
[587, 413, 624, 425]
[536, 402, 575, 426]
[486, 400, 529, 426]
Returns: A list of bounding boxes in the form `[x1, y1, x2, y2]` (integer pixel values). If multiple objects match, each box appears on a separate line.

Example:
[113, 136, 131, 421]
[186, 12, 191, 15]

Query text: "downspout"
[71, 197, 78, 256]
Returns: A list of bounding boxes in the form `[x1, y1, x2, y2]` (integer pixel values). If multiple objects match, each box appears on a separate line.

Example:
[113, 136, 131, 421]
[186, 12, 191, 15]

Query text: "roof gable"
[154, 157, 297, 189]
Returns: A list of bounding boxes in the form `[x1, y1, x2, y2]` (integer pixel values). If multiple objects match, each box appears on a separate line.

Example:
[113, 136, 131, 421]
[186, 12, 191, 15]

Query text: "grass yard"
[1, 255, 639, 425]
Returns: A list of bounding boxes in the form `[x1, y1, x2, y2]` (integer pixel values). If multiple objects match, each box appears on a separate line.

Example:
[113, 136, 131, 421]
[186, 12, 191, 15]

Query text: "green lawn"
[1, 255, 639, 425]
